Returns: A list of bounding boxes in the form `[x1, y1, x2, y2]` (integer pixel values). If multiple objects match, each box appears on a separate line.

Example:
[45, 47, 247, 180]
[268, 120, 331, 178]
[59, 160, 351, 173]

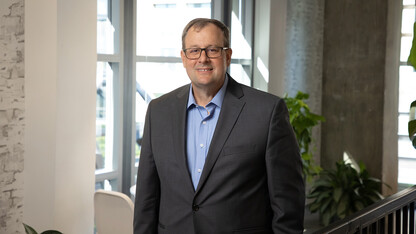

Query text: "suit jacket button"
[192, 205, 199, 211]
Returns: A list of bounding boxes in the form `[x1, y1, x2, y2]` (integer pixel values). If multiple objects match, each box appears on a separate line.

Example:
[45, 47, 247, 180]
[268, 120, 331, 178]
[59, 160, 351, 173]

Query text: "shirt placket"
[194, 105, 215, 187]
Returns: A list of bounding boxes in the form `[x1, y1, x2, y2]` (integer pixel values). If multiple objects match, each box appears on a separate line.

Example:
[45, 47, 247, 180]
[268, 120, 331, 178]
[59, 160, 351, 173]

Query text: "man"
[134, 18, 305, 234]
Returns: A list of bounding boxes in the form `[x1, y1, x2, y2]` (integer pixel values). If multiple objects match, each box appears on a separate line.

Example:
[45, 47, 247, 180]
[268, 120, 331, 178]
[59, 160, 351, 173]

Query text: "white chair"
[94, 190, 134, 234]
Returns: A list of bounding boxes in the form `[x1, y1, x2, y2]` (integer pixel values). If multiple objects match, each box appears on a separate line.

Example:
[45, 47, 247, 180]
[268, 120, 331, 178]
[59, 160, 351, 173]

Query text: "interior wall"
[0, 0, 25, 233]
[24, 0, 96, 233]
[321, 0, 388, 183]
[24, 0, 57, 231]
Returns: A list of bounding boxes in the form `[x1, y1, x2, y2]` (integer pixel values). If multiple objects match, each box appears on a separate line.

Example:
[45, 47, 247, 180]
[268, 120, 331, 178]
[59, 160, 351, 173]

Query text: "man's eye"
[208, 48, 219, 53]
[189, 49, 200, 54]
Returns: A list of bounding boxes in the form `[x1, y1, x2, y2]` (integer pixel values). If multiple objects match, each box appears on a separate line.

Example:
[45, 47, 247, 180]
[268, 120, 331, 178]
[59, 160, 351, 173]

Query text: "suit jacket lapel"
[171, 85, 195, 193]
[195, 77, 245, 194]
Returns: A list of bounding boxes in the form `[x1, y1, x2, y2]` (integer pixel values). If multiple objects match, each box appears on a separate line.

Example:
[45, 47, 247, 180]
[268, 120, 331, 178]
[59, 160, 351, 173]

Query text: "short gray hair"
[181, 18, 230, 50]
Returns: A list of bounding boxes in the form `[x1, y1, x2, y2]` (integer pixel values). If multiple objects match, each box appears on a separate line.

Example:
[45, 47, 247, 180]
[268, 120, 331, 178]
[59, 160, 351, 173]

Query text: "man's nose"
[198, 49, 210, 62]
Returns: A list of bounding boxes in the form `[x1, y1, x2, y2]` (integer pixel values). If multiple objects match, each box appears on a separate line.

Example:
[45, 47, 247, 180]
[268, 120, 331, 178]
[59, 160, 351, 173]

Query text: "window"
[229, 0, 253, 86]
[96, 0, 254, 195]
[398, 0, 416, 186]
[96, 0, 122, 191]
[134, 0, 212, 191]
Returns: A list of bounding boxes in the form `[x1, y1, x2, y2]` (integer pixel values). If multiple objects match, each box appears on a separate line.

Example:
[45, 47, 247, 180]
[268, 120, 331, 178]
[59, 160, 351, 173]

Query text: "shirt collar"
[187, 75, 228, 109]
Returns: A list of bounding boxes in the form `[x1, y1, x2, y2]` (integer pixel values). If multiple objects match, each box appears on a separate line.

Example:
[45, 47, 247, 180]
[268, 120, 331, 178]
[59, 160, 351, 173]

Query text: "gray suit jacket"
[134, 75, 305, 234]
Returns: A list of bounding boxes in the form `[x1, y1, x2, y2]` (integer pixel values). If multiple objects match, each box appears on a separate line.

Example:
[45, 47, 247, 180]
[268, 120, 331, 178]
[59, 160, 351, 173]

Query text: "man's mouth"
[196, 68, 213, 71]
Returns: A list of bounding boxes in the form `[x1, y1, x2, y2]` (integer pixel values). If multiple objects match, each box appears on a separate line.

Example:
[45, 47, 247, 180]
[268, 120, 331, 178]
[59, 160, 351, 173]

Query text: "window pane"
[400, 36, 412, 62]
[396, 0, 416, 186]
[95, 179, 119, 191]
[136, 62, 189, 96]
[96, 62, 118, 172]
[136, 0, 211, 57]
[403, 0, 416, 6]
[399, 136, 416, 158]
[135, 62, 189, 167]
[399, 66, 416, 113]
[399, 113, 410, 135]
[402, 8, 415, 35]
[231, 5, 252, 60]
[398, 158, 416, 184]
[230, 63, 251, 86]
[229, 0, 253, 86]
[97, 0, 120, 54]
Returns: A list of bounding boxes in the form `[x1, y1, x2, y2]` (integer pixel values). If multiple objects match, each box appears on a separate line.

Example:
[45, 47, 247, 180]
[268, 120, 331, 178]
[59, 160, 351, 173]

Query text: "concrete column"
[285, 0, 325, 167]
[321, 0, 389, 186]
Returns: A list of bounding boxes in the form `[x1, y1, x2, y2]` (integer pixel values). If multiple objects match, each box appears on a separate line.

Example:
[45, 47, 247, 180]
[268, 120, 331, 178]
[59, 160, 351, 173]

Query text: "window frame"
[96, 0, 255, 195]
[96, 0, 124, 191]
[398, 1, 416, 186]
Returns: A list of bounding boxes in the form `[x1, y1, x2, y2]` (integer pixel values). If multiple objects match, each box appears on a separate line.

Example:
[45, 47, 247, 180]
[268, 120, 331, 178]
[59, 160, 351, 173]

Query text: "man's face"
[181, 23, 232, 92]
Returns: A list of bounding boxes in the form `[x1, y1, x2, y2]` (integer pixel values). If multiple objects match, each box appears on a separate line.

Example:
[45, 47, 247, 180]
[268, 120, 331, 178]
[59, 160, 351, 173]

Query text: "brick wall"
[0, 0, 25, 233]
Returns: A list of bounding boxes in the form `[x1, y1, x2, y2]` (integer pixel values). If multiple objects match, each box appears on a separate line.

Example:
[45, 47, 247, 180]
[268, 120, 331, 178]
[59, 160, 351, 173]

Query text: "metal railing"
[313, 185, 416, 234]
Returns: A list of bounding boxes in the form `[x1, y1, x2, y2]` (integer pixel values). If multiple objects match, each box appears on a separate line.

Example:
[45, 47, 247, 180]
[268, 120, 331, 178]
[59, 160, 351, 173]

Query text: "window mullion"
[97, 54, 121, 63]
[121, 0, 135, 196]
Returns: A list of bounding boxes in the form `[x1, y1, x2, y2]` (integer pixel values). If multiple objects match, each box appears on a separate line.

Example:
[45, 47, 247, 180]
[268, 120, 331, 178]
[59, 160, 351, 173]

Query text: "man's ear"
[180, 50, 186, 67]
[226, 48, 233, 66]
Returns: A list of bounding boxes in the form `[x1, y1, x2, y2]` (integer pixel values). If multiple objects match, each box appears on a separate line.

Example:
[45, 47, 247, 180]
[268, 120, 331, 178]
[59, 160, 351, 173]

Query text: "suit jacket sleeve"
[266, 98, 305, 233]
[134, 101, 160, 234]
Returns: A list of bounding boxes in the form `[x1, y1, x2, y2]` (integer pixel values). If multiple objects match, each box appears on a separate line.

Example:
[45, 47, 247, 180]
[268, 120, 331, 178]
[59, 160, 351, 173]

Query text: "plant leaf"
[408, 22, 416, 69]
[320, 197, 332, 214]
[309, 203, 321, 213]
[322, 211, 332, 226]
[41, 231, 63, 234]
[23, 223, 38, 234]
[409, 119, 416, 149]
[336, 194, 348, 217]
[284, 91, 325, 180]
[333, 187, 342, 203]
[354, 200, 365, 211]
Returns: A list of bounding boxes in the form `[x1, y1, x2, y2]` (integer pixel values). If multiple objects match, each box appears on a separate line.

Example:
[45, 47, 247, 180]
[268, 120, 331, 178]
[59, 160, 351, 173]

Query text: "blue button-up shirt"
[186, 76, 228, 190]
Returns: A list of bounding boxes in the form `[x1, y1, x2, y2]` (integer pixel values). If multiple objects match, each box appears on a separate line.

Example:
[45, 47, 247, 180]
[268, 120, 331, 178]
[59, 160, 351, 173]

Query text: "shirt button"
[197, 169, 202, 173]
[192, 205, 199, 211]
[202, 121, 207, 125]
[200, 143, 204, 148]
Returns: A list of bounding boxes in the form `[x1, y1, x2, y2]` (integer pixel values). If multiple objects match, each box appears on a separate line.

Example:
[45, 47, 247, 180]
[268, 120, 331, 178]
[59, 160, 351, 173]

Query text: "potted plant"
[284, 91, 325, 182]
[307, 160, 384, 226]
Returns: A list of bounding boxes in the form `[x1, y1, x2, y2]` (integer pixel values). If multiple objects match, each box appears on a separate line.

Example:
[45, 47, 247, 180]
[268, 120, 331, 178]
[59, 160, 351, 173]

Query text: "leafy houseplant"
[307, 161, 383, 226]
[23, 223, 62, 234]
[409, 101, 416, 148]
[406, 22, 416, 149]
[284, 91, 325, 182]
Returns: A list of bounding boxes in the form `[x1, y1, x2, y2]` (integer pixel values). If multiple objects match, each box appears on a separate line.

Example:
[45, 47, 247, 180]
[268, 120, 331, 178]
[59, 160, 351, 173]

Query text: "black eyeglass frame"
[183, 46, 229, 60]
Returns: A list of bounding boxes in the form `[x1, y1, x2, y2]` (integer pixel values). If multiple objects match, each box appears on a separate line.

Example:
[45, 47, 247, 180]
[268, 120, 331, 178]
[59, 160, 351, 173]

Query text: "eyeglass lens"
[185, 47, 223, 59]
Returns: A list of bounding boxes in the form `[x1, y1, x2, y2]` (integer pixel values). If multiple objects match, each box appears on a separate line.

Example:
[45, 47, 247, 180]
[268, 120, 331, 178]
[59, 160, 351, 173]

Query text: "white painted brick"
[0, 0, 25, 233]
[4, 153, 23, 173]
[0, 172, 15, 187]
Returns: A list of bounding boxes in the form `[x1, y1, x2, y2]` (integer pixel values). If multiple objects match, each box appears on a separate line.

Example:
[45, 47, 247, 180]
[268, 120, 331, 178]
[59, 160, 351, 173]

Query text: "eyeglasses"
[183, 46, 229, 60]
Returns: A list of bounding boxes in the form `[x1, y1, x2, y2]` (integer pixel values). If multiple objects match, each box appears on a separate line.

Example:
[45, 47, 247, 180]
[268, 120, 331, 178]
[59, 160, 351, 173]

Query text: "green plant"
[407, 22, 416, 149]
[307, 161, 383, 226]
[284, 91, 325, 181]
[23, 223, 62, 234]
[409, 101, 416, 149]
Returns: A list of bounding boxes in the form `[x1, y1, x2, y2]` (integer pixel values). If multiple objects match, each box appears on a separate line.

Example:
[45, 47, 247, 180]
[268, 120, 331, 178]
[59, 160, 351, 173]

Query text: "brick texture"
[0, 0, 25, 233]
